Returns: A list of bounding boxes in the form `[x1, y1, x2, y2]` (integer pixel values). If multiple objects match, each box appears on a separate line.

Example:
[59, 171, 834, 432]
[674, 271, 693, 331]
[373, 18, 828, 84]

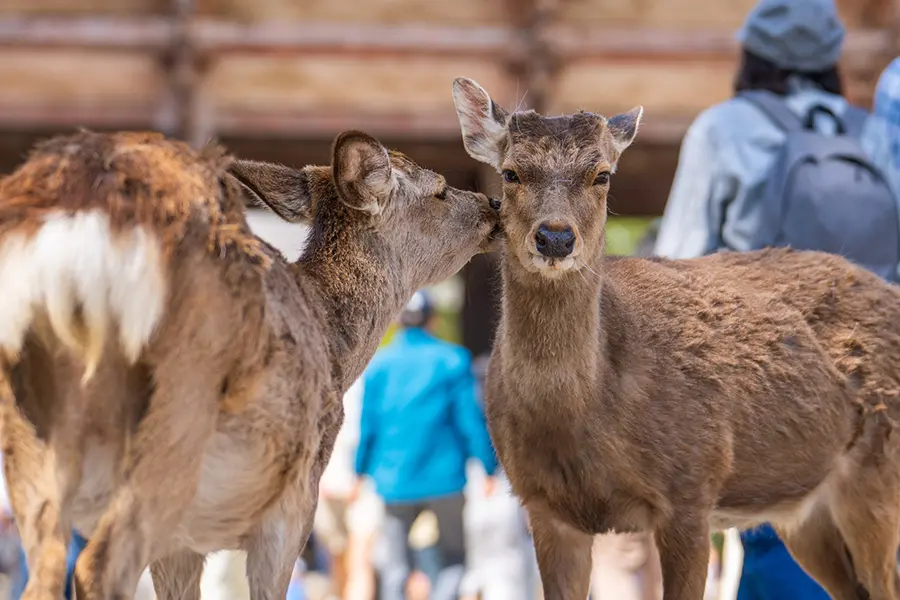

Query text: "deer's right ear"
[332, 131, 394, 216]
[452, 77, 508, 169]
[228, 160, 312, 223]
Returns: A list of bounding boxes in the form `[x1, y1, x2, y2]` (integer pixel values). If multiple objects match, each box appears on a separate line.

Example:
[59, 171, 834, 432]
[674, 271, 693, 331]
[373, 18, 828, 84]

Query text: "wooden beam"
[0, 16, 172, 50]
[161, 0, 211, 147]
[0, 101, 701, 145]
[191, 20, 513, 57]
[1, 16, 890, 62]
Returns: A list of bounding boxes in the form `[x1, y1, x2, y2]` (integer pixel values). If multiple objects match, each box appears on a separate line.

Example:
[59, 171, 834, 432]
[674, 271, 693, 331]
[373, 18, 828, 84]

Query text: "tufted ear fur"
[607, 106, 644, 156]
[451, 77, 509, 170]
[332, 131, 394, 216]
[229, 160, 312, 223]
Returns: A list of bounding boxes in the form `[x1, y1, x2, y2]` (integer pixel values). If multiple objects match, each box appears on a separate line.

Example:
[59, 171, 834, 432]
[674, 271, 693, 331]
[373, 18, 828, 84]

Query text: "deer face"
[451, 77, 641, 279]
[230, 131, 501, 288]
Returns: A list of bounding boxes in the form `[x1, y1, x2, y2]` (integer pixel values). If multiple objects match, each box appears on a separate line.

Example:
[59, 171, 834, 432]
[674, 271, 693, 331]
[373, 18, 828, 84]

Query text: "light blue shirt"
[863, 57, 900, 198]
[654, 78, 881, 260]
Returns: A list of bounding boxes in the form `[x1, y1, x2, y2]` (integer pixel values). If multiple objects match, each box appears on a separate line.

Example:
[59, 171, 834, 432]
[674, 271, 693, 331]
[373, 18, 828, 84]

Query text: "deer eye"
[593, 171, 610, 186]
[435, 188, 447, 200]
[502, 169, 520, 184]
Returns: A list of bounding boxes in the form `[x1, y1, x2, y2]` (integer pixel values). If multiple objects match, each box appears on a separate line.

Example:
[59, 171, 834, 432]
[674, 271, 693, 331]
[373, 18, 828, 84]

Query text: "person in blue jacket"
[355, 290, 498, 600]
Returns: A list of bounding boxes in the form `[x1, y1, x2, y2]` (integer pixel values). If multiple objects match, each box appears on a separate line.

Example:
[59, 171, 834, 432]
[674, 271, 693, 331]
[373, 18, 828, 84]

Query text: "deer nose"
[534, 223, 576, 258]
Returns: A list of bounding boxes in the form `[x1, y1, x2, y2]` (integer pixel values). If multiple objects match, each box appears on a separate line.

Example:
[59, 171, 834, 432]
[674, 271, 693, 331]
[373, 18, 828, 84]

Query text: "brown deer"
[451, 76, 900, 600]
[0, 129, 499, 600]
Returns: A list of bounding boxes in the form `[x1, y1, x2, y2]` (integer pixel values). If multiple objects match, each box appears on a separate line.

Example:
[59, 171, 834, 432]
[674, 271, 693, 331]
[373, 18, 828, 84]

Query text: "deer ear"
[229, 160, 312, 223]
[332, 131, 394, 215]
[607, 106, 643, 155]
[452, 77, 508, 170]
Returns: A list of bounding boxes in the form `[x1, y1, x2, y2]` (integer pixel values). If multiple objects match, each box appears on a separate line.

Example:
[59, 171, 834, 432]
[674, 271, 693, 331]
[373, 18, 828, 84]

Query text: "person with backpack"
[863, 57, 900, 199]
[654, 0, 899, 283]
[653, 0, 897, 598]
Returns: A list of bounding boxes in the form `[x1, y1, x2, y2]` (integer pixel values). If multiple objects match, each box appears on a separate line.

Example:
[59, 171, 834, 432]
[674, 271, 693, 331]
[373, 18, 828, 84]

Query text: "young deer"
[0, 129, 499, 600]
[452, 76, 900, 600]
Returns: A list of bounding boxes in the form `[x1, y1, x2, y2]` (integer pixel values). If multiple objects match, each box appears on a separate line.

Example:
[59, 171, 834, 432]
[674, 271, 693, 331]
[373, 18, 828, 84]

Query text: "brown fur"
[0, 129, 498, 600]
[453, 77, 900, 600]
[0, 131, 270, 267]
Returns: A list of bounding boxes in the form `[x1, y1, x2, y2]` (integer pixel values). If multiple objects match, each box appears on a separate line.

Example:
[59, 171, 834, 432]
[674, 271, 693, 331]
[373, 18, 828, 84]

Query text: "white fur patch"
[0, 211, 167, 380]
[531, 255, 576, 275]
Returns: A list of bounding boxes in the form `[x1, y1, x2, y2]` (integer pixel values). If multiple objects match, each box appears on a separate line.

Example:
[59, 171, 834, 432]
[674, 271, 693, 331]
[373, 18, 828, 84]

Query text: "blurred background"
[1, 1, 899, 599]
[0, 0, 896, 352]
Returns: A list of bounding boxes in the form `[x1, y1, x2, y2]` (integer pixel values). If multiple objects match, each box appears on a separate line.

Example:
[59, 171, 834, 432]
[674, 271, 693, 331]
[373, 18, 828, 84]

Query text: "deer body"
[453, 77, 900, 600]
[0, 130, 498, 600]
[491, 253, 869, 529]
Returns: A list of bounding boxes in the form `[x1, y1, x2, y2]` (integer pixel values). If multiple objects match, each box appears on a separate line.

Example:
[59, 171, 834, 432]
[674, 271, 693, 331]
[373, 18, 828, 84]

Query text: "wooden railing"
[0, 0, 897, 146]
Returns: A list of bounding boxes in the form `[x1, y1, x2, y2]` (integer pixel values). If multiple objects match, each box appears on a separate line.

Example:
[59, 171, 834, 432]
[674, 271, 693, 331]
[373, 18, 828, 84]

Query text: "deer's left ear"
[332, 130, 394, 216]
[607, 106, 643, 155]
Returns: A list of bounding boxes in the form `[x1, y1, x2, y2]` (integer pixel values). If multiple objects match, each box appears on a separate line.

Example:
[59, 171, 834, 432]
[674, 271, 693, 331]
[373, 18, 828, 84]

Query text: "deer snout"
[534, 222, 576, 258]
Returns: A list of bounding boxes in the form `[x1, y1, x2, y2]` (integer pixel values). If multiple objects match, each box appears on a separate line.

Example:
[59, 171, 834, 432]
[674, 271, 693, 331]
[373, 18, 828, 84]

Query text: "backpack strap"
[737, 90, 804, 132]
[841, 105, 868, 138]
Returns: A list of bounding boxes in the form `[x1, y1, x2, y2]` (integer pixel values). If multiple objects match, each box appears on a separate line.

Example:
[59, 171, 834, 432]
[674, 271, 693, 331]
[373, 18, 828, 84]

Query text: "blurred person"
[459, 467, 536, 600]
[655, 0, 898, 282]
[654, 0, 866, 597]
[863, 57, 900, 196]
[343, 479, 383, 600]
[355, 290, 498, 600]
[459, 354, 537, 600]
[313, 378, 365, 599]
[199, 550, 250, 600]
[590, 533, 661, 600]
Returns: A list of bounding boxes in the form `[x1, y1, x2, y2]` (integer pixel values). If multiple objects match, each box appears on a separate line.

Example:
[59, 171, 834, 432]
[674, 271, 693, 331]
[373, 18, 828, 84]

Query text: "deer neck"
[498, 250, 607, 408]
[294, 204, 406, 392]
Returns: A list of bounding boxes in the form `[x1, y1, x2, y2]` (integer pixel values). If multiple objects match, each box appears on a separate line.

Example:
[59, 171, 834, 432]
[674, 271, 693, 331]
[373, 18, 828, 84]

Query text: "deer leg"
[829, 453, 900, 600]
[653, 517, 711, 600]
[775, 503, 865, 600]
[6, 439, 73, 600]
[73, 361, 219, 600]
[245, 438, 322, 600]
[527, 504, 593, 600]
[2, 358, 84, 600]
[244, 503, 316, 600]
[149, 550, 205, 600]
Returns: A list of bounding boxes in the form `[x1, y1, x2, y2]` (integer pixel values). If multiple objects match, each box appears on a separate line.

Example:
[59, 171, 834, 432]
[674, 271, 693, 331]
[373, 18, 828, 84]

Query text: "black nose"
[534, 223, 576, 258]
[489, 197, 501, 211]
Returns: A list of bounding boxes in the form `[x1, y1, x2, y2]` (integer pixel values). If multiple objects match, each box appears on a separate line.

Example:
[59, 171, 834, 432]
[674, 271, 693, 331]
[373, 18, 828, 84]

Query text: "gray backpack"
[723, 90, 900, 282]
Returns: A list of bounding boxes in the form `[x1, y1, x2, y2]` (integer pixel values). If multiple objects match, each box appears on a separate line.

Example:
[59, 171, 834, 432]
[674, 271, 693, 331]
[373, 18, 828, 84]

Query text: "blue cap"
[736, 0, 845, 72]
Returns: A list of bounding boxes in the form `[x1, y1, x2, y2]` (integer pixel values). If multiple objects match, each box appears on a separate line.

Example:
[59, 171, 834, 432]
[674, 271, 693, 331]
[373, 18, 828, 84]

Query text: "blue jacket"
[355, 328, 498, 503]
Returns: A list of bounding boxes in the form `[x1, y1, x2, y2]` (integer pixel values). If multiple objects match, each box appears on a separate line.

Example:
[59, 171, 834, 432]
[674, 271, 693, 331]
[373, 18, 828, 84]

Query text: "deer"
[451, 76, 900, 600]
[0, 128, 500, 600]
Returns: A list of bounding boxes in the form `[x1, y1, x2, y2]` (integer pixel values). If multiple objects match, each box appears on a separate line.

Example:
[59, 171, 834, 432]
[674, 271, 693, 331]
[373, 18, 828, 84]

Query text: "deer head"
[230, 130, 502, 290]
[451, 77, 641, 279]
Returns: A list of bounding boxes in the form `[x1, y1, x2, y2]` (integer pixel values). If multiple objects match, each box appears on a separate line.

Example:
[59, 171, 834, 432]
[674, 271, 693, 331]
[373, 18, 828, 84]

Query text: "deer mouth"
[530, 254, 576, 274]
[480, 222, 505, 253]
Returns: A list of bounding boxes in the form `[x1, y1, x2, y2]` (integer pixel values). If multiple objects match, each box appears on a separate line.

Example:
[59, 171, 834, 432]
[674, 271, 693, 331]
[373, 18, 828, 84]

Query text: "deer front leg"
[527, 504, 593, 600]
[244, 444, 322, 600]
[654, 516, 711, 600]
[244, 501, 316, 600]
[149, 550, 205, 600]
